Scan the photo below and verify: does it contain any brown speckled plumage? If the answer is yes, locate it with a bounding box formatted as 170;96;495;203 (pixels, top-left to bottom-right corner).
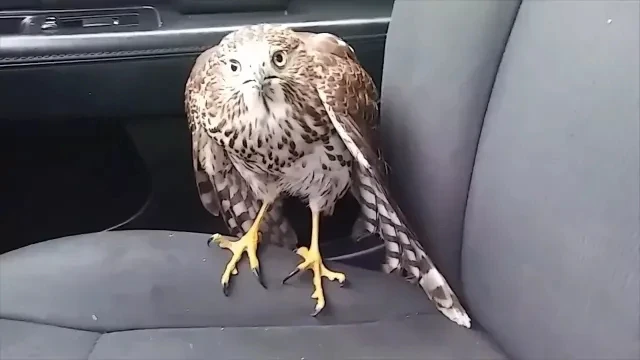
185;24;470;327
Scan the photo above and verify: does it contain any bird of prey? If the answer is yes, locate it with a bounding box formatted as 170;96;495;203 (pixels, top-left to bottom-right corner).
185;24;471;327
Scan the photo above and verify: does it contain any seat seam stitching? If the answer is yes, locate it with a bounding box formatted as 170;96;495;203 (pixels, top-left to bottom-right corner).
0;316;98;332
86;333;103;360
458;0;523;293
457;2;523;357
0;311;438;333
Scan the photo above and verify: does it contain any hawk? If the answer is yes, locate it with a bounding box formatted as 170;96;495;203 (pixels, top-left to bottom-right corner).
185;24;471;327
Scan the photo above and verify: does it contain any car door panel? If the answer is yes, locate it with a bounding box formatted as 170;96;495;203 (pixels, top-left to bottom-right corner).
0;2;390;119
0;0;392;268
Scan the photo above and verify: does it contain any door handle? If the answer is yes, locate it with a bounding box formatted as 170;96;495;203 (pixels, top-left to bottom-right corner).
40;13;140;32
5;7;161;35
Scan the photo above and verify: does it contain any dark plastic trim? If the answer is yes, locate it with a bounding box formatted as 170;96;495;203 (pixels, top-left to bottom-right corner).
0;2;390;120
176;0;290;14
0;1;391;66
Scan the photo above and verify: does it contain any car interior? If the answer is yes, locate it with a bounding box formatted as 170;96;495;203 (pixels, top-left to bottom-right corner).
1;0;638;359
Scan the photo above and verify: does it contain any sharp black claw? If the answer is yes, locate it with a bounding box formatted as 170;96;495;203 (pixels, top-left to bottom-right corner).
340;279;349;288
310;307;323;317
252;268;267;289
282;268;300;284
207;238;214;247
222;282;230;296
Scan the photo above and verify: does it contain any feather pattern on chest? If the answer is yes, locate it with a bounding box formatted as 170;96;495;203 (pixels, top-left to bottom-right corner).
200;69;353;214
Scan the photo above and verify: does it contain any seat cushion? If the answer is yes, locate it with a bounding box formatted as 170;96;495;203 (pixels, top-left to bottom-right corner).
461;1;640;359
0;230;506;359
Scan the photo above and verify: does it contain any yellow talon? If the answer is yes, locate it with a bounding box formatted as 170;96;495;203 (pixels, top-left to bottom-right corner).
208;202;270;295
282;210;346;316
209;230;263;295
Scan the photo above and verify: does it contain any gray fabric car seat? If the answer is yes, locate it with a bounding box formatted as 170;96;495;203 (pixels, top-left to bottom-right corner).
382;0;640;359
1;1;638;359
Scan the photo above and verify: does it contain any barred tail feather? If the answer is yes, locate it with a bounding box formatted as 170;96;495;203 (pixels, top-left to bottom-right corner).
257;200;298;250
316;87;470;327
193;131;298;249
356;170;471;328
200;165;297;249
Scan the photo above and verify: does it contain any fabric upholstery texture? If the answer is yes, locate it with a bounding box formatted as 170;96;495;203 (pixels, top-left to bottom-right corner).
0;231;505;359
462;1;640;359
383;0;639;359
2;0;639;359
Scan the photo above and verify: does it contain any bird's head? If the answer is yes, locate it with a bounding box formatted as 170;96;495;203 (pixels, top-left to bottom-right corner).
211;24;309;111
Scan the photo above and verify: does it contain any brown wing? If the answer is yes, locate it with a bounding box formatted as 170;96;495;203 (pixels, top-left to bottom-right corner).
299;32;386;239
185;47;298;249
297;32;384;173
300;32;471;327
186;47;224;218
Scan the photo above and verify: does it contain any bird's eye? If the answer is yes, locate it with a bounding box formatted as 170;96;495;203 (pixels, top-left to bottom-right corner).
229;59;241;73
271;50;287;68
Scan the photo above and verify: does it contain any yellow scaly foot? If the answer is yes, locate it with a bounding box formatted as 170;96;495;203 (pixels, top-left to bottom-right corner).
207;202;270;295
282;210;346;316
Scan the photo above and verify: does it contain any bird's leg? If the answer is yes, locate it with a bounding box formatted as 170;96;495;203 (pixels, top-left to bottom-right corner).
208;201;270;295
283;210;346;316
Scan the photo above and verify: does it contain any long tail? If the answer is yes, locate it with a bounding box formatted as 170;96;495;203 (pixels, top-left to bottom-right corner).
314;86;470;327
352;170;471;328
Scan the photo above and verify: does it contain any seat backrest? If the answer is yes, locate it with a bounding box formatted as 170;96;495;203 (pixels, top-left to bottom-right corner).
380;0;520;295
381;1;640;359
